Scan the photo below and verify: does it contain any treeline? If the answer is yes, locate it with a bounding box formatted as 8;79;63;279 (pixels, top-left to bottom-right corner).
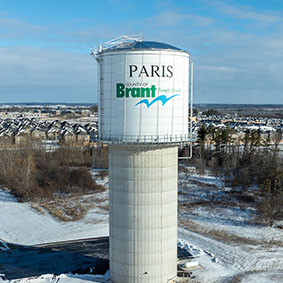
0;143;108;201
181;125;283;226
195;106;283;119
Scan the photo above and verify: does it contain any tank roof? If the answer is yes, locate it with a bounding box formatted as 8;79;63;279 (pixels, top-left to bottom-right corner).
99;40;189;54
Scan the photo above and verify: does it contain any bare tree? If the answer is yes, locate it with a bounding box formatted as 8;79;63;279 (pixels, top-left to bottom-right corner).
257;169;283;226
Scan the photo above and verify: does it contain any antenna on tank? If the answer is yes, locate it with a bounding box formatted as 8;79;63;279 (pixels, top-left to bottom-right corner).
138;31;144;40
89;46;97;56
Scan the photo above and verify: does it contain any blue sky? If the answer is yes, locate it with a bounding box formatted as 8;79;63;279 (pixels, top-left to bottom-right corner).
0;0;283;103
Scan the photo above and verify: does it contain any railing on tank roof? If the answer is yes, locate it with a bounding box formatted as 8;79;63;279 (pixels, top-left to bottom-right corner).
104;34;144;49
90;34;144;55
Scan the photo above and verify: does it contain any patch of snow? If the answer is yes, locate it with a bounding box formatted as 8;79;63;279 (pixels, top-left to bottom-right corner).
188;173;224;187
178;238;205;257
0;190;108;245
0;240;9;251
188;206;283;244
103;270;110;281
90;169;109;188
0;190;17;203
240;271;283;283
179;228;239;282
184;261;200;268
223;187;232;192
2;272;110;283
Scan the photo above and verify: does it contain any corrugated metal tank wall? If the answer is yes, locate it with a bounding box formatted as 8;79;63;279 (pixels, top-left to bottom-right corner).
109;145;178;283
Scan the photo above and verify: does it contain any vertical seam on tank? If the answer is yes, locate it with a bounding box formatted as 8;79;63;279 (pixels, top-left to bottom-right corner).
161;147;163;277
171;53;176;139
156;51;160;138
182;54;185;135
99;55;102;139
139;52;143;138
123;53;127;140
110;54;113;139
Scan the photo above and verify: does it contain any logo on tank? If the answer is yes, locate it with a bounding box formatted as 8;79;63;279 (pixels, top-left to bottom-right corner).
115;64;180;107
116;83;180;108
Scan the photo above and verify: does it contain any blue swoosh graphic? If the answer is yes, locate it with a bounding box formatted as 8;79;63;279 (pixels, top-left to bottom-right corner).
135;94;179;108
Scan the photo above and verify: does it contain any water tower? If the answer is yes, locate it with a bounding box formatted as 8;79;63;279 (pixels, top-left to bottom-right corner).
91;35;193;283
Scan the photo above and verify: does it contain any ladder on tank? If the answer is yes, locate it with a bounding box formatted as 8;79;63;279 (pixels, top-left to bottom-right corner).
179;59;195;160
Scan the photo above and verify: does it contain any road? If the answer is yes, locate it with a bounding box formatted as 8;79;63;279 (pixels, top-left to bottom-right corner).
0;237;192;280
0;237;109;280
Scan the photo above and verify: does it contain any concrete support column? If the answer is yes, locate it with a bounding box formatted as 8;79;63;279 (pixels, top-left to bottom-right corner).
109;145;178;283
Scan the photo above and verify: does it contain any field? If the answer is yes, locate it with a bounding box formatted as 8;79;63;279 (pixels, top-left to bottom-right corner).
178;166;283;282
0;168;283;282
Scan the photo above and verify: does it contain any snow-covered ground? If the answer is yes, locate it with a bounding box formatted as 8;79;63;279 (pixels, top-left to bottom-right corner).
0;188;109;245
178;167;283;282
89;170;109;188
1;168;283;282
0;273;109;283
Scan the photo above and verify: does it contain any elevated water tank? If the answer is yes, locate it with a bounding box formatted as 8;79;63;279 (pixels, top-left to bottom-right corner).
94;39;190;143
91;36;193;283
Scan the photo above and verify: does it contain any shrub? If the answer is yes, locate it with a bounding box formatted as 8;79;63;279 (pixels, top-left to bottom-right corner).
0;145;105;202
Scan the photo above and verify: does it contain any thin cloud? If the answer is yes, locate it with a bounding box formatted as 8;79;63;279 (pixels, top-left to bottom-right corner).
1;2;283;104
148;10;215;28
0;47;97;103
0;16;45;40
210;0;283;24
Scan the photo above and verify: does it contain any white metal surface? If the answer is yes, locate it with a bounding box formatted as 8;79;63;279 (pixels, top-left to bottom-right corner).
96;49;190;143
109;145;178;283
